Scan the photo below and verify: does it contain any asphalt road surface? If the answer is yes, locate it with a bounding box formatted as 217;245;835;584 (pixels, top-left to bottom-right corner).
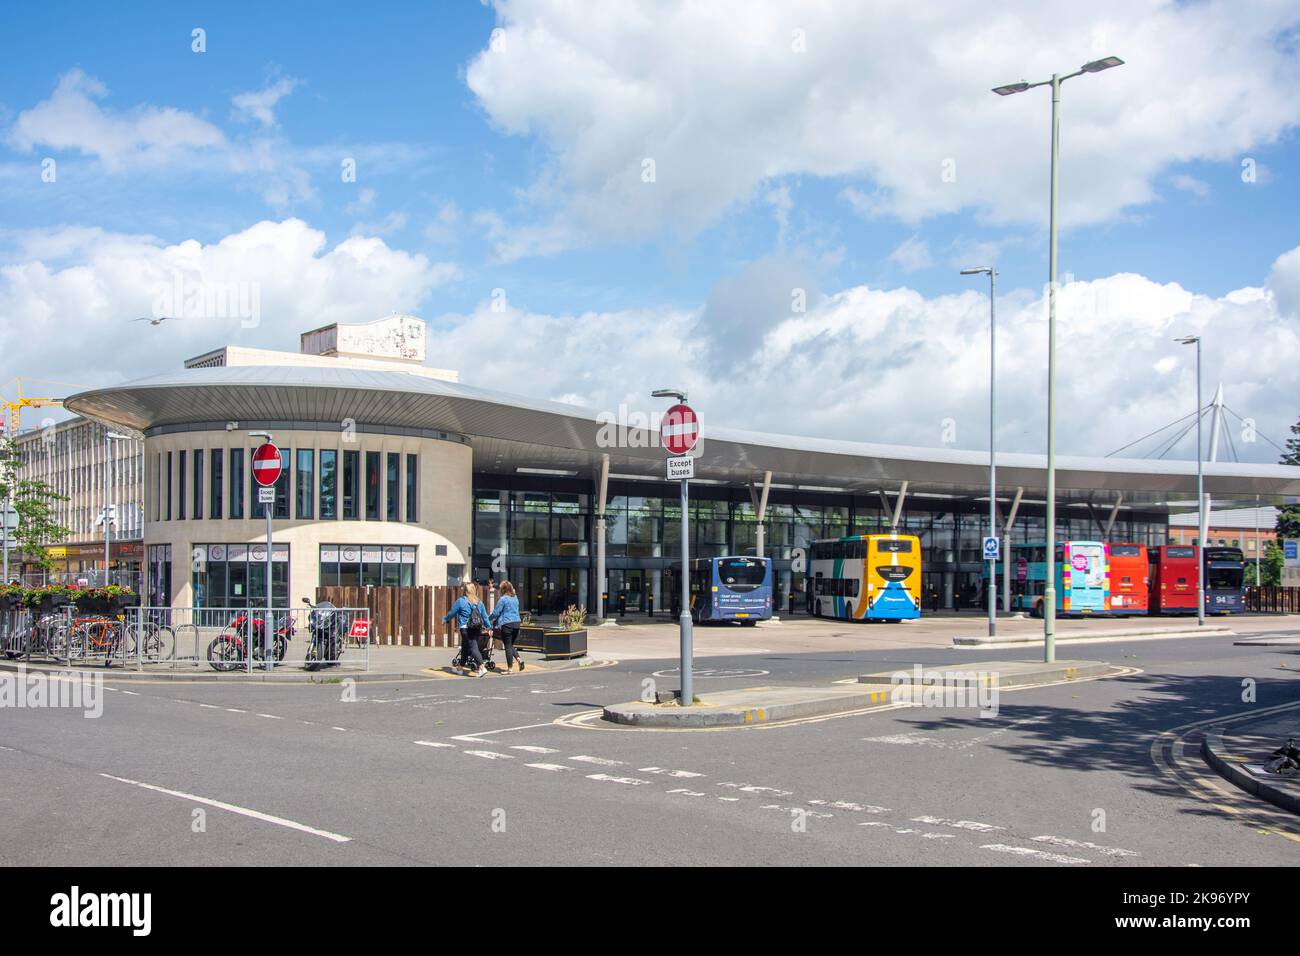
3;629;1298;866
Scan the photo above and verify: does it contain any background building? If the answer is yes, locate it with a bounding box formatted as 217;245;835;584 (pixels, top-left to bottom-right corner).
45;315;1300;613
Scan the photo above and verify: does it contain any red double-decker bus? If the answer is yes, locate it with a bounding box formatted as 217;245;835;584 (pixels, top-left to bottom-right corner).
1106;543;1149;614
1149;544;1199;614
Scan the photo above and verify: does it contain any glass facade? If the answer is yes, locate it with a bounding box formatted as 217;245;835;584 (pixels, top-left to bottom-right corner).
209;450;223;519
319;544;416;587
320;450;338;519
296;449;315;520
190;543;290;610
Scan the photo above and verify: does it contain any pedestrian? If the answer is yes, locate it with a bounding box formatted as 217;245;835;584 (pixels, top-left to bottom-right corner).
490;580;524;673
443;581;492;677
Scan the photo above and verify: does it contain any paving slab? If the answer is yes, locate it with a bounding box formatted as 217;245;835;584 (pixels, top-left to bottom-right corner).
860;659;1113;688
953;624;1233;647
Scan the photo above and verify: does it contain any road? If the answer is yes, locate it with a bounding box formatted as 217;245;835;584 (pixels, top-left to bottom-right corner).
3;626;1298;866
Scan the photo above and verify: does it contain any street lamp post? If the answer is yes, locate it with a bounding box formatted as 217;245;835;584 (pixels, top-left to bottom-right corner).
103;431;132;587
993;55;1124;662
1176;335;1206;627
961;266;998;637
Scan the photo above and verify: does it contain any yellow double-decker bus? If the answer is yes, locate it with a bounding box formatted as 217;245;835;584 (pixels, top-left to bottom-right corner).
807;533;922;621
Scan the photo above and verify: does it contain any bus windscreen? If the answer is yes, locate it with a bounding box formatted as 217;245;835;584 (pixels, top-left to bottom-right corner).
718;560;766;591
1166;546;1195;558
1109;544;1141;556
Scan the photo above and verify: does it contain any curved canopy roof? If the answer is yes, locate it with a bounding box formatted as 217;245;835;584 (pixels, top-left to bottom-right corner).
64;365;1300;510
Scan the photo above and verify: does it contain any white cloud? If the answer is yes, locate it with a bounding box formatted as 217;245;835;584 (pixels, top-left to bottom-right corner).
6;69;225;171
0;219;458;389
466;0;1300;258
232;77;299;127
1171;173;1211;198
887;236;932;273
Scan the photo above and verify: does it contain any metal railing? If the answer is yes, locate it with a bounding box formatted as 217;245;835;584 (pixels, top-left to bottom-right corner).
127;606;371;673
2;604;370;672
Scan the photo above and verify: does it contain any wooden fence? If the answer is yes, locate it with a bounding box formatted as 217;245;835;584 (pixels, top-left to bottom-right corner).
1245;586;1300;614
315;585;461;646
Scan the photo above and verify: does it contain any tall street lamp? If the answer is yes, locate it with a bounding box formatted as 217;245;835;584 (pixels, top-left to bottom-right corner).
961;266;998;637
103;430;132;587
1176;335;1206;627
993;55;1124;662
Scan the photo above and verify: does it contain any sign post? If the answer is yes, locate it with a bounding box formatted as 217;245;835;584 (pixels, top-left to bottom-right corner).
659;399;699;706
982;535;1000;632
1;505;17;584
252;438;282;671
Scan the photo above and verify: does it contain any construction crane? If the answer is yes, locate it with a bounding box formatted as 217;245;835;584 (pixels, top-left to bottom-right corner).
0;378;78;437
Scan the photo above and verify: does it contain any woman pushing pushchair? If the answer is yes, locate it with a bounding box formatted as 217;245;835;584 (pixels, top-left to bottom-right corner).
443;582;493;677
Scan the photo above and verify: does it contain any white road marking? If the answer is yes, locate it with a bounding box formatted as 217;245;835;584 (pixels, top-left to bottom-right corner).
199;704;219;709
862;732;945;747
525;763;572;772
809;800;890;813
510;745;559;754
414;740;455;748
256;713;282;720
1031;835;1139;858
638;766;704;777
570;755;625;766
858;822;954;838
463;750;514;760
99;773;350;843
450;721;555;741
586;773;650;786
120;690;140;696
225;708;246;714
760;804;833;818
667;789;705;796
980;843;1088;865
717;797;740;802
529;687;575;695
911;815;1005;833
331;727;347;732
719;783;792;796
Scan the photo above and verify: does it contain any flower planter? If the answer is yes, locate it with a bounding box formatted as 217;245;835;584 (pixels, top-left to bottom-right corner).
515;624;587;660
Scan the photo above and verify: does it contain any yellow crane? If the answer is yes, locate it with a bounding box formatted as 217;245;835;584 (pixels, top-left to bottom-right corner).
0;378;80;436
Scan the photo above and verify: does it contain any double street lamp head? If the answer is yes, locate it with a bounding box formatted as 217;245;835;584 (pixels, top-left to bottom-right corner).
1176;335;1200;346
651;388;687;403
960;267;994;276
992;55;1124;95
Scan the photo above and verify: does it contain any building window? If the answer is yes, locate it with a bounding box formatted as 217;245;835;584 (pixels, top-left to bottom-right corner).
386;453;400;521
365;451;381;520
254;462;291;520
166;452;173;521
193;449;204;520
296;449;315;520
177;450;186;520
191;543;290;612
147;544;172;607
319;544;415;588
320;450;337;519
405;454;418;522
342;450;359;519
210;449;223;519
230;448;244;519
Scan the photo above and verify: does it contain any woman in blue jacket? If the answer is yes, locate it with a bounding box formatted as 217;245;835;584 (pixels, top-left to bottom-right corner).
490;580;524;673
443;582;492;676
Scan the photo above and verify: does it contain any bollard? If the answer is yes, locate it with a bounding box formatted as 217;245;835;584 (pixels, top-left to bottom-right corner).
618;592;626;617
647;592;654;616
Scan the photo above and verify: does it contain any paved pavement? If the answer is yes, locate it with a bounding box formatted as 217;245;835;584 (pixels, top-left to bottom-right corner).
2;616;1298;866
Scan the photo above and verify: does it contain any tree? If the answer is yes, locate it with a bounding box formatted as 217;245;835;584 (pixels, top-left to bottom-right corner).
1245;541;1285;587
1275;414;1300;540
0;436;71;576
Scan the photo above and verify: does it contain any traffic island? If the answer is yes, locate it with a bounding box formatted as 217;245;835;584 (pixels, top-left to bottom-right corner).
602;659;1118;727
1202;718;1300;815
953;624;1233;647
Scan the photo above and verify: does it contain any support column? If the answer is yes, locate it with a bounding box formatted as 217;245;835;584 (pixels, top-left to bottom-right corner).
595;453;610;624
751;471;772;558
1002;486;1023;614
890;481;909;530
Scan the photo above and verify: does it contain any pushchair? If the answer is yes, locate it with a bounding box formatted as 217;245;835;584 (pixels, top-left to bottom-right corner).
451;628;497;673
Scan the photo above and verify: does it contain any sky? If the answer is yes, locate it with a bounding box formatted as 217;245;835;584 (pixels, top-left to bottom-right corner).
1;0;1299;463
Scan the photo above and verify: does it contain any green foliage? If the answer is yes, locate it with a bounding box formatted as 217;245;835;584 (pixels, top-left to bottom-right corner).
559;603;587;630
0;436;71;573
1277;415;1300;540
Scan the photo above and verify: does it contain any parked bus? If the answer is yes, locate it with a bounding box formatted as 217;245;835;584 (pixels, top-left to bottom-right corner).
1148;544;1198;614
669;556;772;625
808;533;922;622
1106;543;1150;615
1204;546;1246;614
1005;541;1108;617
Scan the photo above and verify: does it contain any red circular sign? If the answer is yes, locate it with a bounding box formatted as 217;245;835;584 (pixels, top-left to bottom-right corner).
660;403;700;456
252;442;282;487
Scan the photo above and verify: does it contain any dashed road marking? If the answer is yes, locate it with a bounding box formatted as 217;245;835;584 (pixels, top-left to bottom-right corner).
980;843;1088;864
638;766;704;778
586;773;649;786
809;800;890;813
1031;835;1139;858
858;822;954;839
719;783;792;796
667;789;705;796
911;815;1005;833
256;713;282;720
414;740;455;748
510;745;559;754
525;763;572;772
571;755;624;766
463;750;514;760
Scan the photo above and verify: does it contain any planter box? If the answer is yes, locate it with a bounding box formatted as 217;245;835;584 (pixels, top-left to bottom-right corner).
515;625;587;660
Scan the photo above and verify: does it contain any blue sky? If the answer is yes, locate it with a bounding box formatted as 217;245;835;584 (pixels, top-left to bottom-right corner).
2;1;1299;461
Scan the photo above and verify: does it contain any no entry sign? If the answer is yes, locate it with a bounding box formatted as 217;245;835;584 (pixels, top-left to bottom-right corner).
660;403;700;456
252;441;283;487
